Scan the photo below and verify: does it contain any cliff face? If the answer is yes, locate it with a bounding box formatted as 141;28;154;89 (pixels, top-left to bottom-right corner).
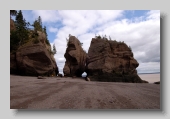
86;38;147;83
10;29;58;76
63;36;87;77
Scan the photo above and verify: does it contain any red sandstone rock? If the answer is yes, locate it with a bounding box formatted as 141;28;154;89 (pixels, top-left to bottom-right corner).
86;37;147;83
63;36;87;77
10;31;58;76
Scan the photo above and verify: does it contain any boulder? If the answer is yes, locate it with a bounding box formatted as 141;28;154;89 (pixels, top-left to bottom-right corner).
63;36;87;77
86;38;147;83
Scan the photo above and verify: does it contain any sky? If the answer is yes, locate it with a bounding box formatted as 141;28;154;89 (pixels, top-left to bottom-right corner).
12;10;160;74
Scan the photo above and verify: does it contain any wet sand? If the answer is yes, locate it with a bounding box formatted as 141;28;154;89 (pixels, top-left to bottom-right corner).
139;74;160;83
10;75;160;109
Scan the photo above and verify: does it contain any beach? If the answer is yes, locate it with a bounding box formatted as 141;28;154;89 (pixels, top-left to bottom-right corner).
139;73;160;83
10;75;160;109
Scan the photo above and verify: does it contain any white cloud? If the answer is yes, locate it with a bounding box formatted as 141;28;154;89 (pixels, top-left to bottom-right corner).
32;10;60;23
146;10;160;20
29;10;160;74
137;62;160;73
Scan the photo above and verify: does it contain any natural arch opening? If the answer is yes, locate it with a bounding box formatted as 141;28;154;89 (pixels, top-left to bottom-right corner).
82;72;87;77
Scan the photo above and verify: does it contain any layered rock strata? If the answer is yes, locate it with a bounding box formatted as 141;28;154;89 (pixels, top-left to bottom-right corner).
63;36;86;77
10;31;58;76
86;38;147;83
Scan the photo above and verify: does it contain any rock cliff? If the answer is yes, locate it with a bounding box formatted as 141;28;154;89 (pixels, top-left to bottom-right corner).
63;36;86;77
86;37;147;83
10;30;58;76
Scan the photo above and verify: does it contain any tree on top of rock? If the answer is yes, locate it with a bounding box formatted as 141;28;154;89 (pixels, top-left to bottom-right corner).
10;10;17;17
10;10;29;51
43;26;48;37
43;26;50;46
15;10;29;45
69;34;72;38
33;16;43;32
38;16;42;28
53;43;57;54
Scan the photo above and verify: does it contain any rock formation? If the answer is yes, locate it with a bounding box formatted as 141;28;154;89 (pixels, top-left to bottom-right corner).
10;30;58;76
10;13;59;77
10;18;15;32
63;36;87;77
86;37;148;83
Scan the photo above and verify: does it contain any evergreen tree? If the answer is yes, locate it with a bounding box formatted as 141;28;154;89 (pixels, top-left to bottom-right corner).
10;10;17;16
15;10;29;46
33;16;43;31
38;16;42;28
53;43;57;54
33;20;39;31
10;30;20;52
43;26;47;36
10;10;29;51
69;34;72;38
43;26;50;45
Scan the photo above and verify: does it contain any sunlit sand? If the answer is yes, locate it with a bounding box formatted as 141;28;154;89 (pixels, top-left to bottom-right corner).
139;73;160;83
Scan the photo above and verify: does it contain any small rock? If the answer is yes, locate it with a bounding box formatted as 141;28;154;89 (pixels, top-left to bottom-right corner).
154;81;160;84
85;77;90;81
37;76;46;79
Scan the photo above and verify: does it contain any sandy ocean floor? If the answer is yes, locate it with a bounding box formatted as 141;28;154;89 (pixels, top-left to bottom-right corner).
138;74;160;83
10;75;160;109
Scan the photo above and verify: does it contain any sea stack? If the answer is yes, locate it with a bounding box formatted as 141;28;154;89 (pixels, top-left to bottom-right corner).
63;35;87;77
10;30;58;76
86;36;147;83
